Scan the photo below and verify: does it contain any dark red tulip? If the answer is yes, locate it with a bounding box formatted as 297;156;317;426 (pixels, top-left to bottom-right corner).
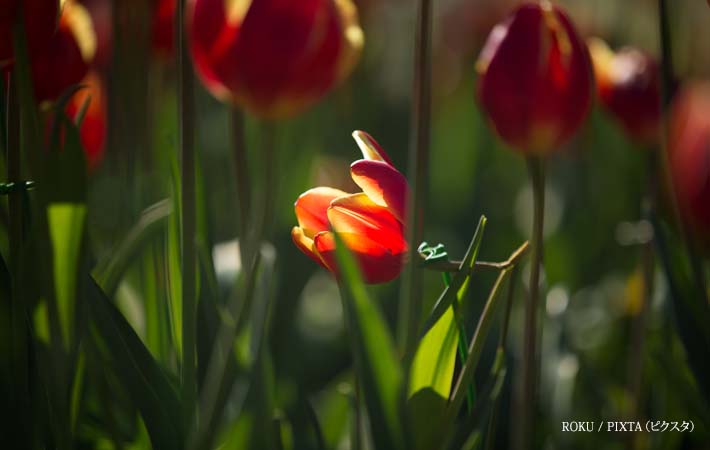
152;0;175;56
667;82;710;242
28;1;98;103
589;38;660;144
476;1;593;154
292;132;408;284
188;0;363;118
66;71;106;170
0;0;59;66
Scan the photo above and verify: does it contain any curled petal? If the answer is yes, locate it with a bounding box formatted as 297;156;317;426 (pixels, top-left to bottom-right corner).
327;193;406;254
314;230;405;284
350;159;407;222
352;130;394;165
294;186;350;237
291;226;329;269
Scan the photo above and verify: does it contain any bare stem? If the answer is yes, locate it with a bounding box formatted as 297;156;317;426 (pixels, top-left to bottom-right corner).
177;0;197;427
521;156;545;450
399;0;433;362
230;108;250;240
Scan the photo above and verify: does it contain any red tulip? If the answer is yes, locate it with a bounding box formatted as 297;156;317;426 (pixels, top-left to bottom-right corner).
0;0;59;66
66;70;106;170
588;38;660;144
667;82;710;242
31;0;96;102
152;0;175;57
188;0;364;118
292;131;408;284
476;1;592;154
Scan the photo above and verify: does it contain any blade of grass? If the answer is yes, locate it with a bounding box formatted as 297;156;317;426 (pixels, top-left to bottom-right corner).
334;232;405;450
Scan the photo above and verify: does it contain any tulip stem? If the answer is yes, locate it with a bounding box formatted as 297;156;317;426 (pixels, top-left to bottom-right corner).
230;107;251;242
400;0;433;363
177;0;198;430
521;156;545;450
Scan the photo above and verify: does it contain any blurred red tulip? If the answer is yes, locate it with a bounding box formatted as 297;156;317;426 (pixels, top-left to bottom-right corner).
589;38;660;144
0;0;59;66
188;0;363;119
476;1;592;154
292;131;408;284
31;0;96;102
667;82;710;242
66;71;106;170
152;0;175;56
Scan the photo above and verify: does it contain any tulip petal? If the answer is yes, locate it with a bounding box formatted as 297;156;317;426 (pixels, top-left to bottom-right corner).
294;186;350;237
314;230;405;284
352;130;394;166
350;160;407;222
292;226;329;269
327;193;406;253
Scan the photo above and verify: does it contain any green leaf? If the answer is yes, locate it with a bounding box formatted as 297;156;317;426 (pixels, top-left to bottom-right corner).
653;217;710;399
48;203;86;349
167;157;183;359
408;218;487;450
419;216;487;338
86;276;183;450
93;199;172;298
333;232;405;450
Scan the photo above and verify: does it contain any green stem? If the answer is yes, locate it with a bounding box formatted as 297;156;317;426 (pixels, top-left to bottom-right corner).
399;0;433;362
230;107;250;242
177;0;197;427
521;156;545;450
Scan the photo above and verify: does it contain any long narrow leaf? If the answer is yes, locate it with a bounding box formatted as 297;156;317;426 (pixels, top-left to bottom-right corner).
334;233;405;450
86;276;183;450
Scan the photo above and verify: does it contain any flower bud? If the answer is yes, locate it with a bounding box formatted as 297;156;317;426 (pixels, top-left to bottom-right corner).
589;38;660;144
188;0;364;119
476;1;592;154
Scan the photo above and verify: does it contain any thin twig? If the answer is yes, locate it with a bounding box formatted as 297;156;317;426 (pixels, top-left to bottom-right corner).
422;241;530;273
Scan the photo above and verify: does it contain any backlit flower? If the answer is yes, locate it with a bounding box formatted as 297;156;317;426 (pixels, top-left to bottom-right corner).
292;131;408;284
589;38;660;144
188;0;364;119
476;1;592;154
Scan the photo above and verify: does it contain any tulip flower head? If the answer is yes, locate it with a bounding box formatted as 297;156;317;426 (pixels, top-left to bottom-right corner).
589;38;660;144
667;82;710;245
476;1;592;154
188;0;364;119
66;70;107;170
31;0;96;103
292;132;408;284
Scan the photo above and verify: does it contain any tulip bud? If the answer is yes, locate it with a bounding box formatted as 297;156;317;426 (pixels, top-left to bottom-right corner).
476;1;592;154
152;0;176;57
588;38;660;144
667;82;710;244
188;0;364;119
66;71;106;170
0;0;59;66
31;1;96;103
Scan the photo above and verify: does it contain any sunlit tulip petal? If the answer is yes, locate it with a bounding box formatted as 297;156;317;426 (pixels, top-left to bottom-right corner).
352;129;394;165
314;230;405;284
292;226;329;269
327;193;406;253
350;160;407;222
294;186;350;237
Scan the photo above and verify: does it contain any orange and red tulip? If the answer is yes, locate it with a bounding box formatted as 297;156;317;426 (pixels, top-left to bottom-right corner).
292;131;408;284
0;0;59;66
589;38;660;144
31;1;96;103
667;82;710;244
476;1;592;154
188;0;364;119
